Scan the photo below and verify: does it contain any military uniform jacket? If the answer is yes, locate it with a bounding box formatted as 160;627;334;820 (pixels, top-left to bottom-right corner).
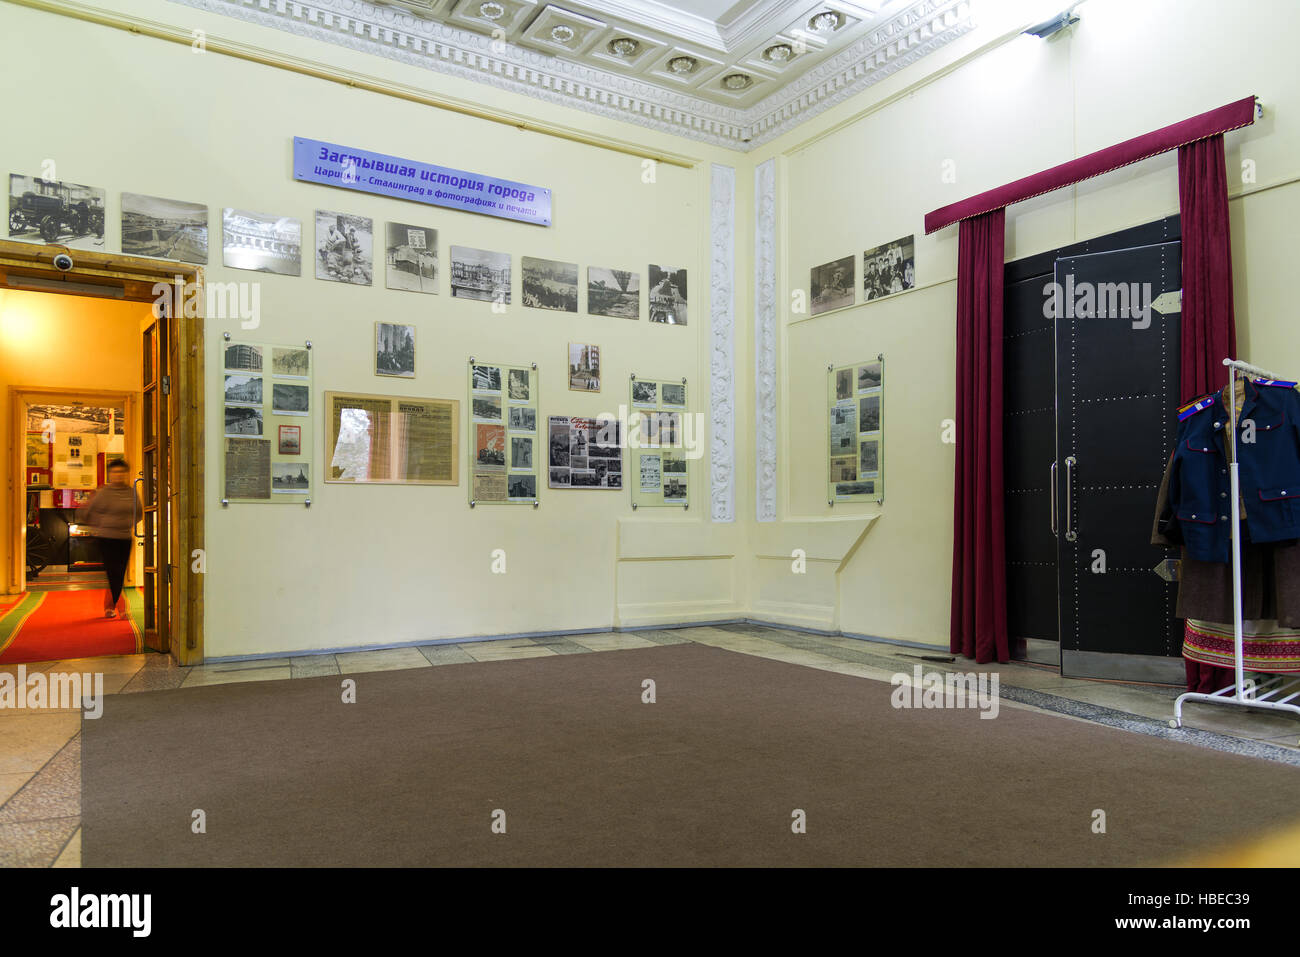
1159;379;1300;563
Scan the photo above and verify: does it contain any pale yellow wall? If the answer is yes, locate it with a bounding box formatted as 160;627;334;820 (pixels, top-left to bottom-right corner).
0;0;752;657
758;0;1300;647
0;288;148;587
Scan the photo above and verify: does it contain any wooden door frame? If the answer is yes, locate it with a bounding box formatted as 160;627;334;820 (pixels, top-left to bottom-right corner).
0;240;206;664
9;386;140;587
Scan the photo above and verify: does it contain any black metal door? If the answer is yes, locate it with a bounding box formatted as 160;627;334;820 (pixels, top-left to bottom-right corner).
1054;242;1183;681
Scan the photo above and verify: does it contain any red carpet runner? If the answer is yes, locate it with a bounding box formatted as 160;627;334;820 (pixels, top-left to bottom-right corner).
0;590;140;664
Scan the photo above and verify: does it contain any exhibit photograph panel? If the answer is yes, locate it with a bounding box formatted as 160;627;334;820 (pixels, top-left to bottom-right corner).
827;357;884;504
222;339;314;503
468;359;539;504
628;375;688;508
324;391;459;486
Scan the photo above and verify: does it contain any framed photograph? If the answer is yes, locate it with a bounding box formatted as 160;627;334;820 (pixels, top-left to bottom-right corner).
588;267;639;319
811;255;854;316
631;381;657;407
661;383;686;408
547;415;621;489
375;322;415;378
272;462;310;494
225;405;263;436
315;210;373;285
568;343;600;392
450;246;511;303
121;192;208;263
278;425;302;456
8;175;105;250
472;394;502;422
272;347;310;379
325;392;458;486
863;235;916;301
647;264;687;325
508;406;536;432
508;368;530;402
225;374;262;406
522;256;578;312
224;343;262;373
385;222;437;294
472;364;501;392
222;208;301;275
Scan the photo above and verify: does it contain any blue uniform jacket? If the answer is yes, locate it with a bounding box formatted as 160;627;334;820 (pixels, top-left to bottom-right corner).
1164;379;1300;562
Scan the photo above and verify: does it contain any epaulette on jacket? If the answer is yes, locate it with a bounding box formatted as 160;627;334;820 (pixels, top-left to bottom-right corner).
1177;394;1216;421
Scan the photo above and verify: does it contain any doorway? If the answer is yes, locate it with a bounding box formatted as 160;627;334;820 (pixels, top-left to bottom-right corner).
1003;216;1184;683
1;240;205;664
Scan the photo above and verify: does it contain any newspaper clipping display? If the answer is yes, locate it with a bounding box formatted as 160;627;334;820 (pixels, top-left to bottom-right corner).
548;415;622;489
827;358;883;502
469;360;539;504
629;376;688;508
222;340;313;502
324;392;458;485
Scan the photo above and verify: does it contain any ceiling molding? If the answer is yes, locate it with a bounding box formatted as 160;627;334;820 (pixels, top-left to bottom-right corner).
167;0;974;150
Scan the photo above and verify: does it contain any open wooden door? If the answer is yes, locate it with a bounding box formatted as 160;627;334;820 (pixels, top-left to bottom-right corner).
139;306;170;652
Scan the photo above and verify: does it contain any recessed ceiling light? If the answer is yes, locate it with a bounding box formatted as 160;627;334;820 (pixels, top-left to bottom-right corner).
763;43;794;62
809;10;842;32
608;37;640;57
722;73;752;91
550;25;575;43
478;2;505;21
668;55;697;74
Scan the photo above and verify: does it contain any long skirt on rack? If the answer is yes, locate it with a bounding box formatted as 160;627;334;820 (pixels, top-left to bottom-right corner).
1183;618;1300;692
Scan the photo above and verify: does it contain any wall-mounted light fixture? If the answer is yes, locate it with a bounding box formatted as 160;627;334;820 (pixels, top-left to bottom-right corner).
1024;5;1080;39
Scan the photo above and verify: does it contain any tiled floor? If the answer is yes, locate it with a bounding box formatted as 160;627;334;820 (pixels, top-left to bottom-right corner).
3;622;1298;867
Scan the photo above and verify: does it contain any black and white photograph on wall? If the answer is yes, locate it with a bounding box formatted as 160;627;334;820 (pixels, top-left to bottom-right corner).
26;404;124;435
508;368;530;401
121;192;208;263
835;368;852;400
661;383;686;408
225;373;262;406
863;235;915;301
509;407;536;432
811;255;854;316
859;439;879;474
857;361;882;391
632;381;657;407
315;210;373;285
568;343;600;391
222;208;301;275
836;479;875;497
507;473;537;502
272;462;310;493
647;264;688;325
224;343;262;372
8;175;105;249
664;476;687;501
549;467;570;487
385;222;437;294
860;393;881;432
375;322;415;378
549;420;570;469
547;415;621;489
472;395;502;421
225;405;263;436
588;267;640;319
663;452;686;474
522;256;578;312
831;455;856;482
451;246;511;303
272;347;310;378
272;383;310;416
472;364;502;392
510;436;534;471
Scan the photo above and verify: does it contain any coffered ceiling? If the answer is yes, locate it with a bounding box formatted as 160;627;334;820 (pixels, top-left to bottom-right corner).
172;0;976;149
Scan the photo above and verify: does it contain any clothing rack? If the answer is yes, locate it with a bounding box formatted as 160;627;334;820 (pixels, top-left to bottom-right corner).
1172;358;1300;733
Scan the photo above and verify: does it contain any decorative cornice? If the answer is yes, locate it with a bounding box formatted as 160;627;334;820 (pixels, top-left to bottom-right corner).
754;158;777;522
709;163;736;524
167;0;974;150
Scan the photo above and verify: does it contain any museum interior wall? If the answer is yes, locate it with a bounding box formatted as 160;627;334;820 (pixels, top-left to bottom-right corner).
0;289;148;586
753;0;1300;648
3;0;1298;658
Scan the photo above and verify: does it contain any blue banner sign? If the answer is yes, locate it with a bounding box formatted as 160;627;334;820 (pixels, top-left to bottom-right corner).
293;136;552;227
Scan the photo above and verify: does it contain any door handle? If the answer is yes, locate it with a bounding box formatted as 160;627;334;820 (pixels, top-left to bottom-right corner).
133;474;145;543
1064;455;1077;542
1050;461;1058;536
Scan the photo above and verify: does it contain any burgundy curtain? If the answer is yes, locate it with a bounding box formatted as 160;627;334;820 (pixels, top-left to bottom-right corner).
1178;133;1239;693
1178;133;1238;404
950;208;1009;664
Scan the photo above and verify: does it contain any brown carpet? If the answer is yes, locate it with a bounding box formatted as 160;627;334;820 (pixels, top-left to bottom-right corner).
82;643;1300;866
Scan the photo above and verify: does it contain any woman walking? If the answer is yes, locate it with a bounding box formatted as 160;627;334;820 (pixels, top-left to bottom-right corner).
79;459;141;619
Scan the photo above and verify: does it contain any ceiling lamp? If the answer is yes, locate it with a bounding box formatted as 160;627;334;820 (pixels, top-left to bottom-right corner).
763;43;794;62
808;10;842;32
478;2;505;21
722;73;752;91
668;55;698;75
608;37;640;57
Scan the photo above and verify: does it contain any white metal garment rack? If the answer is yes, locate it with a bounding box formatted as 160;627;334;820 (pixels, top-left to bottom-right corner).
1172;357;1300;733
